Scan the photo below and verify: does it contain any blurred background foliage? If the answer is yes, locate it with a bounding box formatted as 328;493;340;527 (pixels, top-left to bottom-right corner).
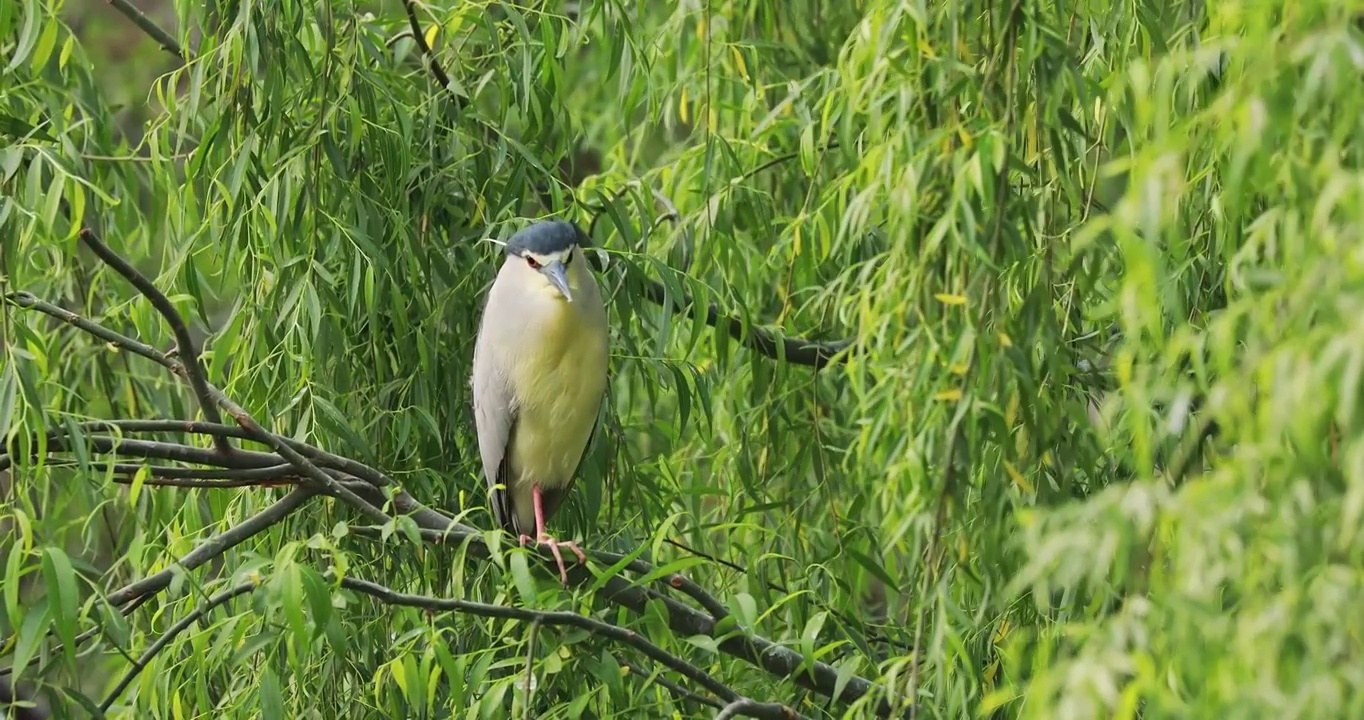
4;0;1364;717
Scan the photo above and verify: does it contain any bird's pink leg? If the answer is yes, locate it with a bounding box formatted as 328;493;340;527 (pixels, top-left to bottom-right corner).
515;484;586;583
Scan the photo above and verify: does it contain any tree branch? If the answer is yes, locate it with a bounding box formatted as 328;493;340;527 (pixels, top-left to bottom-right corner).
619;656;724;711
340;576;806;720
587;186;854;369
5;412;908;715
78;228;229;453
5;240;909;717
99;581;257;711
638;276;853;369
107;487;314;607
102;0;188;61
716;698;801;720
6;287;393;524
400;0;458;103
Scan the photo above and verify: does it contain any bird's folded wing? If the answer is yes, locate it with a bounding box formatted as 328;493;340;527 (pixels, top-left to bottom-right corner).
473;364;520;534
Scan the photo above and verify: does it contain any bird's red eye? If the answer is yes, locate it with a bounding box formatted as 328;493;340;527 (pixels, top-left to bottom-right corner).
525;255;541;269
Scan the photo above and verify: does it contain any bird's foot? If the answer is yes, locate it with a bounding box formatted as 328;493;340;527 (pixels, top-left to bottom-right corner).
518;533;587;584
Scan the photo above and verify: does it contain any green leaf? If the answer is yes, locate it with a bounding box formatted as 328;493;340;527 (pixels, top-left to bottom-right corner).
29;16;57;73
509;550;537;605
6;0;38;72
729;592;758;632
41;547;79;668
260;665;285;719
11;596;50;685
0;114;54;142
846;547;899;588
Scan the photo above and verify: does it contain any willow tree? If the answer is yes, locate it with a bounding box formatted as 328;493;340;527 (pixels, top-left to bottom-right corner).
4;0;1363;718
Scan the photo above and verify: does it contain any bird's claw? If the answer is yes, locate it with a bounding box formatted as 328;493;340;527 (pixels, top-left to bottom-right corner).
518;533;586;583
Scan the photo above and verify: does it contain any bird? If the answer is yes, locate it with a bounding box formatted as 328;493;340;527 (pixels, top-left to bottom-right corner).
471;219;610;583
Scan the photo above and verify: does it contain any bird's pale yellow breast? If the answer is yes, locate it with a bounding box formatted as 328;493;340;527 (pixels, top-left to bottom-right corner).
505;262;609;491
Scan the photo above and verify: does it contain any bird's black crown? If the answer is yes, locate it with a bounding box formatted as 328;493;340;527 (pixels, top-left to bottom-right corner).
503;220;588;257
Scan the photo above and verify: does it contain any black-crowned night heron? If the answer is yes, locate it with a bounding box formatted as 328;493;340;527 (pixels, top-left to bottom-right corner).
471;219;609;583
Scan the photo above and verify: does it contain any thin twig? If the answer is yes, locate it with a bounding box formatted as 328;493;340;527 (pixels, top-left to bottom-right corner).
99;582;257;712
78;228;231;454
663;538;911;653
7;292;188;382
619;656;724;710
211;390;393;524
341;576;749;706
522;619;540;719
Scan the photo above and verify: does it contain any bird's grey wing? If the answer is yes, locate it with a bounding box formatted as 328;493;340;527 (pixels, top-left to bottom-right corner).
473;363;520;535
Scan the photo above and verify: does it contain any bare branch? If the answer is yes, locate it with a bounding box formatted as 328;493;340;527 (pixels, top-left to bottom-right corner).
67;419;400;489
6;292;186;378
211;391;393;524
103;0;188;61
401;0;459;104
99;582;257;712
66;460;299;487
78;228;230;453
3;434;276;473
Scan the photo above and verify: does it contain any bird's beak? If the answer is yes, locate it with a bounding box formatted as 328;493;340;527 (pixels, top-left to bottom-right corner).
542;260;573;302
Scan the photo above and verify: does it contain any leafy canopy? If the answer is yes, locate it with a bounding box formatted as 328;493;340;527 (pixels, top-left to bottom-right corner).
3;0;1364;718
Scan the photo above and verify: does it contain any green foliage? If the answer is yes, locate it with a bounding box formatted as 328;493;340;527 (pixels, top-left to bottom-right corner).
4;0;1364;718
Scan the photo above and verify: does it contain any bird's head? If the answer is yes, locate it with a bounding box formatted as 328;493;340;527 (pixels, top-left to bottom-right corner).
503;220;590;303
